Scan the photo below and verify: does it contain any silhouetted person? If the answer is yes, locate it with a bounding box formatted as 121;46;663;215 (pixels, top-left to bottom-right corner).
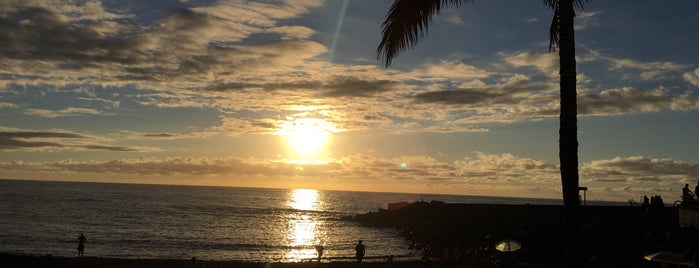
684;184;694;205
315;245;324;262
656;195;664;207
694;182;699;200
355;240;365;264
76;233;87;256
643;195;650;208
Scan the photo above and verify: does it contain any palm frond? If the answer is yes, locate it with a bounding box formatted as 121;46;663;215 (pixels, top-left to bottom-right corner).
544;0;587;51
377;0;471;67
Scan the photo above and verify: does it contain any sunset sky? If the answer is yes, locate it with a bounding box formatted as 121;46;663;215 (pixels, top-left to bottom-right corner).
1;0;699;201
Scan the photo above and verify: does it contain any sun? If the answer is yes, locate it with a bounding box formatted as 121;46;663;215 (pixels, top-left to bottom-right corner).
277;118;335;159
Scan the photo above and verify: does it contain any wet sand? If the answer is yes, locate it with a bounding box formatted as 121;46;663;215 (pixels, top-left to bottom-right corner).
0;254;426;268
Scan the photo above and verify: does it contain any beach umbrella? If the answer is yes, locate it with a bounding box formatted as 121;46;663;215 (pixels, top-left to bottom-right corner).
495;239;522;252
643;251;690;264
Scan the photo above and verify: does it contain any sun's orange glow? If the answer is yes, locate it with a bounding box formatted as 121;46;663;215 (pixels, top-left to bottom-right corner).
277;118;336;161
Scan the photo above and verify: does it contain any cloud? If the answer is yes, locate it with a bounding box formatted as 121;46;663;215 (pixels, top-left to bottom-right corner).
400;60;493;82
504;52;558;77
421;125;489;133
0;1;328;93
413;74;539;105
578;87;699;115
0;0;127;20
0;131;85;149
319;77;399;97
452;152;558;182
0;152;561;191
0;131;143;151
214;117;279;136
584;156;699;177
116;130;213;140
140;133;179;139
265;26;316;40
0;157;299;177
407;73;699;124
24;107;104;118
684;68;699;88
206;75;398;98
1;152;696;201
0;7;146;65
1;1;696;140
79;145;138;152
581;49;691;80
0;102;19;109
574;11;601;30
443;10;462;25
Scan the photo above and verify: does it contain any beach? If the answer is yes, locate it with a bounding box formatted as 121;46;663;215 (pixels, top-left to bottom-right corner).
1;202;685;268
0;254;430;268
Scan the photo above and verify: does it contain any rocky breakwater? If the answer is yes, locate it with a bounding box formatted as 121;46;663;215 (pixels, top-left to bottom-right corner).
343;200;680;267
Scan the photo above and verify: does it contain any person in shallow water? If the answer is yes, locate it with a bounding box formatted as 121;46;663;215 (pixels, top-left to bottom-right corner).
314;245;324;262
355;240;365;264
77;233;87;256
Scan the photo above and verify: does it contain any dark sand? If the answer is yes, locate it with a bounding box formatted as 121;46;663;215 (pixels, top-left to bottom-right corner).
1;203;688;268
0;254;426;268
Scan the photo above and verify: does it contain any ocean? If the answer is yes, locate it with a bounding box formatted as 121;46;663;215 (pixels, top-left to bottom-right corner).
0;179;580;262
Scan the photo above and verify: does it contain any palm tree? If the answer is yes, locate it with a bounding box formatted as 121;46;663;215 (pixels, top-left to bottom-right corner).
377;0;584;267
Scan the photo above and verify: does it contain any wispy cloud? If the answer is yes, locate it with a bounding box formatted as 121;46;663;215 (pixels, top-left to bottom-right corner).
443;10;462;25
0;130;143;151
582;156;699;184
24;107;104;118
503;52;559;77
213;117;279;136
684;68;699;88
0;102;19;109
578;87;699;115
581;49;691;80
574;11;602;30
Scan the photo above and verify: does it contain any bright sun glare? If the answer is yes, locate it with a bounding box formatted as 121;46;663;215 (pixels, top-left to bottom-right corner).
289;188;319;211
277;118;335;160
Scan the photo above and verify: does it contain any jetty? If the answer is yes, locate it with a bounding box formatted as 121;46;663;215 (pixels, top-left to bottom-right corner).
344;200;682;267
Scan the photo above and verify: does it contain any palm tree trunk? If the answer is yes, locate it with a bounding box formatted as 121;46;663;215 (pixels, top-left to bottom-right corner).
557;0;582;267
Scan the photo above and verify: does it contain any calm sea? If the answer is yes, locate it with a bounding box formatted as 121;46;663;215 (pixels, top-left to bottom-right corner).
0;179;591;262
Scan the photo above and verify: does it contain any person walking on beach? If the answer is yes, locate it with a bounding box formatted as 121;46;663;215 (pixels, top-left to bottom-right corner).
355;240;365;264
76;233;87;256
315;245;324;262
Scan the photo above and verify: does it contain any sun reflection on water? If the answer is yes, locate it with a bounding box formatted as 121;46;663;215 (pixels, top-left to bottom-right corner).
284;189;325;261
289;189;319;211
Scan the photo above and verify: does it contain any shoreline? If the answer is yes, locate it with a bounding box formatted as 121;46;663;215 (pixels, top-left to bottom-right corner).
0;253;432;268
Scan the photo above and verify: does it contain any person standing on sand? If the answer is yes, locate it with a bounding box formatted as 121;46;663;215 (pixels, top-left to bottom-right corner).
315;244;324;262
77;233;87;256
355;240;365;264
683;184;694;205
